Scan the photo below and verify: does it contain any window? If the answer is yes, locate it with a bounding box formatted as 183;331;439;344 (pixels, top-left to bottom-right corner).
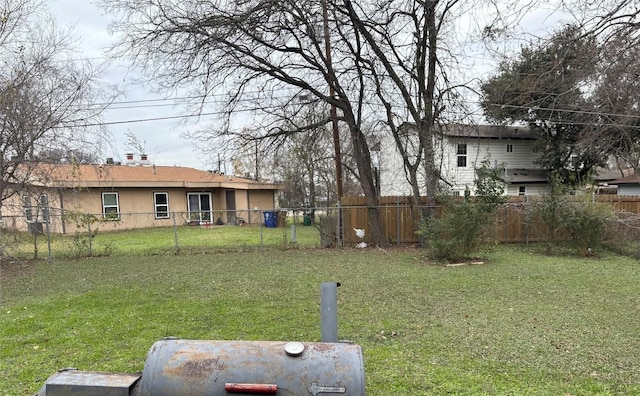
102;192;120;220
40;194;49;223
154;192;170;219
507;144;513;153
570;154;579;168
23;196;33;222
187;193;212;223
457;143;467;167
518;186;526;196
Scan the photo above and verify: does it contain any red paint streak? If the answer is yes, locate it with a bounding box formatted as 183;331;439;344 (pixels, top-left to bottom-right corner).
224;383;278;394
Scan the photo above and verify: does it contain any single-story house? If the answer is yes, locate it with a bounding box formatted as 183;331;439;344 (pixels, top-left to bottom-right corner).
1;163;283;234
500;168;550;196
610;173;640;195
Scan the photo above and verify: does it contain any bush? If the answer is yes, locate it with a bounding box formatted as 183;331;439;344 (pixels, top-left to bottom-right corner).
525;172;570;247
422;199;493;261
564;201;615;256
602;212;640;257
421;160;505;262
527;174;616;256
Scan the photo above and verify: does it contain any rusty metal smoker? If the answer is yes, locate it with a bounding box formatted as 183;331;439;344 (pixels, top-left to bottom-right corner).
35;282;365;395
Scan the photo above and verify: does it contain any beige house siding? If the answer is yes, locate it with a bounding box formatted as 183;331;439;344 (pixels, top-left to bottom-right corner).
248;190;278;224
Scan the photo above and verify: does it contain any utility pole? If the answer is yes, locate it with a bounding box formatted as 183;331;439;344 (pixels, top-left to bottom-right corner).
255;140;259;181
322;0;343;203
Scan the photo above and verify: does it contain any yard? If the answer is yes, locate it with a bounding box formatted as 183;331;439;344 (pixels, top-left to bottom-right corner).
0;222;323;259
1;246;639;395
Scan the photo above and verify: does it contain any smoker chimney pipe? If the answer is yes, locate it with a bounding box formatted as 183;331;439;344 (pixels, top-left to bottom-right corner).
320;282;340;342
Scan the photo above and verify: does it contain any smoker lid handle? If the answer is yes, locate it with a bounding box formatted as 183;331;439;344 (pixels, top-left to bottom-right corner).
224;383;278;394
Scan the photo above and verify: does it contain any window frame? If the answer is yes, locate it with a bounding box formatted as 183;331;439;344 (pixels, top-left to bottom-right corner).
102;192;120;221
507;144;513;153
457;143;467;167
154;192;170;219
40;194;49;223
518;186;526;196
23;195;33;222
187;192;213;223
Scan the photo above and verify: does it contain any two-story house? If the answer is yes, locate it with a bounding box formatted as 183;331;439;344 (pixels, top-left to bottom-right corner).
375;124;546;196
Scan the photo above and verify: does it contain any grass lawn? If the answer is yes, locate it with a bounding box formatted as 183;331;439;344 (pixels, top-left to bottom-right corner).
2;223;322;259
1;245;639;395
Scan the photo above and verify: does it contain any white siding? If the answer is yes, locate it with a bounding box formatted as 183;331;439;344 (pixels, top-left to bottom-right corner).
377;130;543;196
439;137;541;194
617;185;640;195
376;133;424;196
506;184;550;196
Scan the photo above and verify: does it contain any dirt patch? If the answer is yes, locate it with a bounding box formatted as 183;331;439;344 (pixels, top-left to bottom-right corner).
0;258;38;282
445;261;486;267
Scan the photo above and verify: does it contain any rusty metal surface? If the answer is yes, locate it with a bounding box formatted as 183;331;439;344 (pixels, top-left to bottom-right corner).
36;370;140;396
138;339;365;395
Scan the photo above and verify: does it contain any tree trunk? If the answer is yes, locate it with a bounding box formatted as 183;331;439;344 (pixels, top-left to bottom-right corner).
347;123;384;247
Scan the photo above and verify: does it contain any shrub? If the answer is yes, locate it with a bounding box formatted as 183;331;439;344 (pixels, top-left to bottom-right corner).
421;160;505;262
564;200;615;256
422;199;492;261
526;172;616;256
602;212;640;257
525;171;570;248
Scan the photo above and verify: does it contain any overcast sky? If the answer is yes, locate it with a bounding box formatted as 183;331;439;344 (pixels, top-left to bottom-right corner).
48;0;214;170
46;1;570;171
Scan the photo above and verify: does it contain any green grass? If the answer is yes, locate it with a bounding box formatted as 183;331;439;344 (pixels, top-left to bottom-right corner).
1;246;640;395
1;224;321;259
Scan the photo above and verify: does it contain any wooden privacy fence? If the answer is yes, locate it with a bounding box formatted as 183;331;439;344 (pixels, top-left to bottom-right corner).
340;195;640;245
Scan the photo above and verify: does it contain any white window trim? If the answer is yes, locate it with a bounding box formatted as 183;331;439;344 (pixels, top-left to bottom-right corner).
154;192;170;219
102;192;120;220
457;143;467;168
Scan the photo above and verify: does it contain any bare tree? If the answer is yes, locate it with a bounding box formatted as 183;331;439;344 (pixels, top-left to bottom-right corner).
101;0;376;244
340;0;479;215
564;0;639;45
582;35;640;173
267;99;363;208
37;148;100;164
103;0;485;245
0;0;114;208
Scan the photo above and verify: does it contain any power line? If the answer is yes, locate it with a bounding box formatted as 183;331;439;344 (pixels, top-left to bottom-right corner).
60;104;282;128
488;103;640;120
64;93;640;128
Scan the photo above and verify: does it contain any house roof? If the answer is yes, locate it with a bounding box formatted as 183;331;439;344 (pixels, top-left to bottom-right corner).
29;164;283;190
502;168;630;185
500;168;549;184
609;173;640;185
442;124;535;140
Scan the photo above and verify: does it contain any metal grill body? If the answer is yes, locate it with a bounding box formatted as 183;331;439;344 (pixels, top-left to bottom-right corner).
137;339;364;395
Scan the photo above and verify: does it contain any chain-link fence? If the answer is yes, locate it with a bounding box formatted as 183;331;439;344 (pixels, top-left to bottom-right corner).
0;209;336;261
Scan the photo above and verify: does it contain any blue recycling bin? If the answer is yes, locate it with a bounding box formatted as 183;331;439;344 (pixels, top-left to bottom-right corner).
263;211;277;228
